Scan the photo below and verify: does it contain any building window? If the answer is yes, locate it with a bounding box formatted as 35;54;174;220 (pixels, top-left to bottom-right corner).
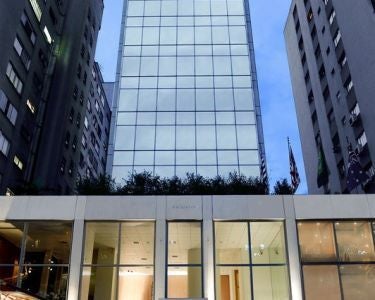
21;12;36;44
0;221;72;298
43;26;53;44
328;9;336;25
14;37;31;70
6;63;23;94
298;221;375;299
13;155;24;170
333;30;341;47
167;221;203;298
338;52;347;68
28;0;42;22
80;222;155;299
6;102;18;126
344;77;354;93
0;130;10;157
0;89;8;112
215;221;290;299
26;99;36;114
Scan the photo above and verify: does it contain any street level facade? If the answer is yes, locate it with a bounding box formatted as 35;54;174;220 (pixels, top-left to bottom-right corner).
1;195;375;299
107;0;266;181
285;0;375;194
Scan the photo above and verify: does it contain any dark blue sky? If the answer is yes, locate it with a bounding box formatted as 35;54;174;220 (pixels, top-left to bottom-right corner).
95;0;308;193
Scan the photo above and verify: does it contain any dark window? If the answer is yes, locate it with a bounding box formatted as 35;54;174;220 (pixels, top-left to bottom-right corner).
77;64;82;78
20;12;36;45
49;8;57;25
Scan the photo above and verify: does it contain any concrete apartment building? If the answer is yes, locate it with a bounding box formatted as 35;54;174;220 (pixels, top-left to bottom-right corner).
1;194;375;299
0;0;110;195
285;0;375;194
107;0;266;181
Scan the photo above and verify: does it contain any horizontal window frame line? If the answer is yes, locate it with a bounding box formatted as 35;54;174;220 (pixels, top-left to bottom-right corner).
301;261;375;266
82;264;155;268
167;264;202;267
216;263;288;267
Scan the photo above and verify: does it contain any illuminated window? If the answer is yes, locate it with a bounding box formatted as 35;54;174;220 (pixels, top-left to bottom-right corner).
13;155;24;170
43;26;53;44
29;0;42;22
298;221;375;300
26;99;36;114
215;222;290;300
81;222;155;300
167;222;203;298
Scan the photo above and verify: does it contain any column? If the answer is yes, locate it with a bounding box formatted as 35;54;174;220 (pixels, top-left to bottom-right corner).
283;196;303;300
203;196;214;300
154;196;167;299
67;196;86;300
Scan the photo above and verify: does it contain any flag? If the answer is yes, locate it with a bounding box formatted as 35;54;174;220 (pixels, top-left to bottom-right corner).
317;144;330;188
260;154;268;185
289;141;300;193
346;145;369;191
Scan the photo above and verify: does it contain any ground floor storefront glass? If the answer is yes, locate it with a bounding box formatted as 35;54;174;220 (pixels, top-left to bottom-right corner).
298;221;375;300
0;221;72;299
214;222;290;300
80;222;155;300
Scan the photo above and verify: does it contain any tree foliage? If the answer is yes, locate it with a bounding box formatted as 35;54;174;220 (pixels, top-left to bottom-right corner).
273;179;294;195
77;171;269;196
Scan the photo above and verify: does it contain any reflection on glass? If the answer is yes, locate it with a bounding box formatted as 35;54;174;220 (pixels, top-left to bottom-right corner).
335;221;375;262
215;267;251;300
0;266;19;288
215;222;249;264
252;266;289;300
118;266;154;300
21;266;69;299
340;265;375;300
120;222;155;265
168;222;201;265
0;222;23;264
83;223;119;265
303;265;341;300
298;222;337;262
167;266;202;298
251;222;286;264
80;267;117;300
25;222;72;265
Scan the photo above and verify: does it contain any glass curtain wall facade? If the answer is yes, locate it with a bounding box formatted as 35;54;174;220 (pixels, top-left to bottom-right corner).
298;221;375;300
110;0;264;180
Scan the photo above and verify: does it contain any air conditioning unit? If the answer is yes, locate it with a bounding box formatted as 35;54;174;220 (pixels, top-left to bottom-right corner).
349;114;359;126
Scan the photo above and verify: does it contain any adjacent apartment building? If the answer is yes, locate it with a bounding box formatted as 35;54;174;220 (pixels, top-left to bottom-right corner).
107;0;266;182
285;0;375;194
0;0;111;195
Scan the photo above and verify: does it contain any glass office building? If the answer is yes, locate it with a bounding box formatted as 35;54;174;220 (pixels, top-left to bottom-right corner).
108;0;265;181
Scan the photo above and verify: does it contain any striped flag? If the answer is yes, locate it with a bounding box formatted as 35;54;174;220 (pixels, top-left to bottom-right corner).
260;154;268;185
288;139;300;193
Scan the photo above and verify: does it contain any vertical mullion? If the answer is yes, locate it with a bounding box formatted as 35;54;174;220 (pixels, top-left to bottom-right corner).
248;221;254;300
165;221;169;298
333;221;345;300
200;220;204;297
17;222;28;288
115;222;122;300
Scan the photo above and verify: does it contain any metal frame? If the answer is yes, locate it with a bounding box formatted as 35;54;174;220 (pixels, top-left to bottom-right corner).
78;220;156;300
213;220;291;300
297;219;375;300
165;220;204;299
0;220;73;298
